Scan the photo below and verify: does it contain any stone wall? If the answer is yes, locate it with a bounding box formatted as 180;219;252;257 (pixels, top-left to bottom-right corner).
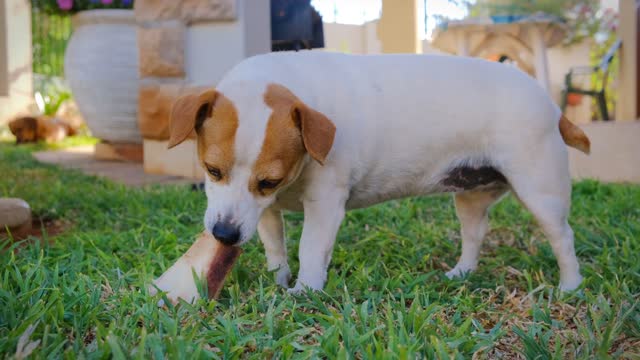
134;0;238;143
134;0;270;178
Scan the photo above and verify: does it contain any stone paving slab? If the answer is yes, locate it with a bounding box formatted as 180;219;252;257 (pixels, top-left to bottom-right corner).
33;146;200;187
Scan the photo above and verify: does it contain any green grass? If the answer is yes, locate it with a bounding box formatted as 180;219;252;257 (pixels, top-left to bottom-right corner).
0;141;639;359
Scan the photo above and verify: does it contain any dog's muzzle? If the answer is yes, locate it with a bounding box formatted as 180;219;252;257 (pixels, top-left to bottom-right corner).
211;221;241;245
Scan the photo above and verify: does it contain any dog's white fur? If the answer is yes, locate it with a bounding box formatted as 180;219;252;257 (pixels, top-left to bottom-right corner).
153;52;584;301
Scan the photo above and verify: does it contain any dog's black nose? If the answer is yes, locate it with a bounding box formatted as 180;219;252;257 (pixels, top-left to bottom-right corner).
212;221;241;245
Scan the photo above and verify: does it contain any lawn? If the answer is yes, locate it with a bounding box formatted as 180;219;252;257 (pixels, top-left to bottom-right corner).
0;141;639;359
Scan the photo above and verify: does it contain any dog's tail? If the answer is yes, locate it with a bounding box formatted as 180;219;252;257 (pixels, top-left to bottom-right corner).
559;115;590;154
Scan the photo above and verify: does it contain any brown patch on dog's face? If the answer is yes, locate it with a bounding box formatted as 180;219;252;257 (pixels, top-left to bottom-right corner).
251;83;335;196
251;88;306;196
196;93;239;184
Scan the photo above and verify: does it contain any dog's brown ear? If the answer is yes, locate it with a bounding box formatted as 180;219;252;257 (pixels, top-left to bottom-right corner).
168;89;218;149
292;102;336;165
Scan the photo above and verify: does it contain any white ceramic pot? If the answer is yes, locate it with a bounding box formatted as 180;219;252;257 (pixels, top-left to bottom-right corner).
64;9;141;143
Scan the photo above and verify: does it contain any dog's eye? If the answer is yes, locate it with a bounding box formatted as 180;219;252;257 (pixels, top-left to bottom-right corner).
206;166;222;180
258;178;281;191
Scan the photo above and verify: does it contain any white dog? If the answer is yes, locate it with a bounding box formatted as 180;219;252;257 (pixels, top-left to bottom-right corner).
152;52;590;302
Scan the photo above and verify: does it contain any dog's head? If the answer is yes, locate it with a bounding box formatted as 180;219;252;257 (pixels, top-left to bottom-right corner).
8;116;73;144
168;83;335;246
8;116;39;144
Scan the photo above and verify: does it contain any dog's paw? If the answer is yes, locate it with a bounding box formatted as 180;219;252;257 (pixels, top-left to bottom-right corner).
559;273;583;292
287;282;310;295
287;280;324;295
445;265;475;279
275;266;292;288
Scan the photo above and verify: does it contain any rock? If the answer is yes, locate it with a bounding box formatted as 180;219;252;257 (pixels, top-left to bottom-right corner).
0;198;32;238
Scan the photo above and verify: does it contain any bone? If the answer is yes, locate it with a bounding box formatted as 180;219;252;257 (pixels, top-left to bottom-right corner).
149;231;241;304
206;239;242;299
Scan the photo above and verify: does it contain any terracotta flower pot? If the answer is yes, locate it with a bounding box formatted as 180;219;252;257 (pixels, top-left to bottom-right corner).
567;93;583;107
64;9;141;143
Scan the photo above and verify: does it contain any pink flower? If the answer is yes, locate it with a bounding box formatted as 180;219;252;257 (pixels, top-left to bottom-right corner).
57;0;73;10
101;0;113;4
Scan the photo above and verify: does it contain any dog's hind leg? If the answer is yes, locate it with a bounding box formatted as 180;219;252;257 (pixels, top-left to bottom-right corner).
258;207;291;287
512;187;582;290
447;188;508;279
507;141;583;291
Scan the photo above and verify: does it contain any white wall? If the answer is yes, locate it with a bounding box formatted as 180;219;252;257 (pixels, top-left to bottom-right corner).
322;23;365;53
322;21;381;54
363;21;382;54
0;0;33;124
185;0;270;86
422;40;446;55
187;21;245;86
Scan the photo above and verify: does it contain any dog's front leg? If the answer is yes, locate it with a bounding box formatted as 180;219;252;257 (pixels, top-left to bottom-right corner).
289;189;347;293
258;207;291;287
